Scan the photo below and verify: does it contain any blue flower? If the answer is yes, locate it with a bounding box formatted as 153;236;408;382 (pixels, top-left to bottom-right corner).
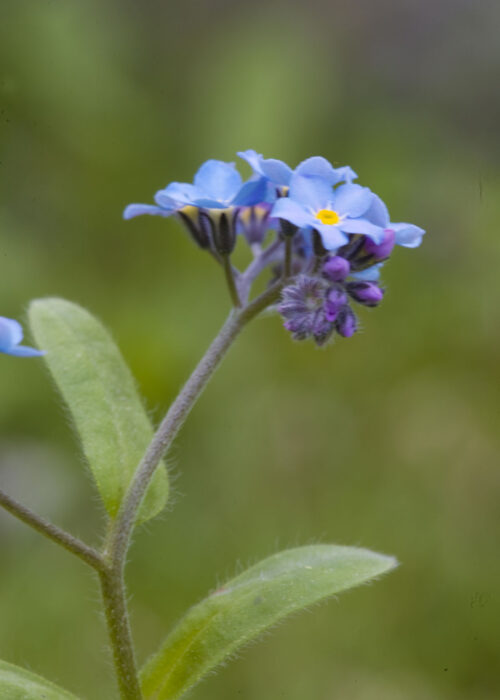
238;149;357;191
271;174;384;251
0;317;44;357
124;160;266;221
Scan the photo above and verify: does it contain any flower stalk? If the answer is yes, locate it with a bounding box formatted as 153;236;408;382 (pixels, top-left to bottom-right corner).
222;255;242;307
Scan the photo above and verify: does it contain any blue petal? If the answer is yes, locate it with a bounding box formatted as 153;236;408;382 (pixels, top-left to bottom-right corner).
363;193;390;228
335;166;358;184
238;150;292;185
392;222;425;248
159;182;202;206
4;345;45;357
271;198;314;228
193;160;242;203
237;149;262;172
333;184;372;218
123;204;173;220
295;157;341;184
351;263;384;281
288;174;334;211
314;224;349;251
233;176;270;206
260;159;293;185
0;317;23;350
159;183;224;209
338;218;385;243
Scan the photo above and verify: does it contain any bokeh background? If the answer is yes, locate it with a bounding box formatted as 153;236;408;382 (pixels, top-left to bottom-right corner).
1;0;499;698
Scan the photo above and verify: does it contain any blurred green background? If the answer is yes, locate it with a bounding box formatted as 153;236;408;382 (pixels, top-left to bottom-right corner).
1;0;499;698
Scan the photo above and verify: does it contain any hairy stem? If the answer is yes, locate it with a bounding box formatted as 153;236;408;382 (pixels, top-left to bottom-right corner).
238;238;283;303
0;487;104;571
100;561;143;700
109;281;283;567
99;281;283;698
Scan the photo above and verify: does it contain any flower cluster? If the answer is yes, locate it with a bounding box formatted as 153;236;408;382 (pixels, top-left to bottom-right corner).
125;150;425;345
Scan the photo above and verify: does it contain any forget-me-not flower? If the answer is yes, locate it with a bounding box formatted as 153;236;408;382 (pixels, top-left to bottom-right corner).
0;317;44;357
124;159;269;253
124;160;266;220
272;174;385;251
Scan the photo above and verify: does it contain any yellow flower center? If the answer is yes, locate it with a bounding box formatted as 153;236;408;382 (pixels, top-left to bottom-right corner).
316;209;340;225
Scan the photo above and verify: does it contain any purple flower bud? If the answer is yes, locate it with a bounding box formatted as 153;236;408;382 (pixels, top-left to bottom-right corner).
336;307;357;338
279;275;334;343
312;311;334;346
323;255;350;282
283;318;309;340
364;229;395;260
347;281;384;307
324;287;348;322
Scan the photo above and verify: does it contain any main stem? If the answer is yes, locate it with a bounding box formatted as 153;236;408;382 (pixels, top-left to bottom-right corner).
100;561;144;700
101;282;283;700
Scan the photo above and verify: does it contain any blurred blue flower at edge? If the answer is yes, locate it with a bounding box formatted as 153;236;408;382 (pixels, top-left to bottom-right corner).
0;317;44;357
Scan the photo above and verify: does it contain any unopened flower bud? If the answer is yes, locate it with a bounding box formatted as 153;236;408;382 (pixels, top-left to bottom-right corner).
238;204;271;245
324;287;348;322
364;229;395;260
347;281;384;307
211;208;237;255
312;311;334;346
336;307;357;337
323;255;350;282
279;275;331;343
177;208;213;249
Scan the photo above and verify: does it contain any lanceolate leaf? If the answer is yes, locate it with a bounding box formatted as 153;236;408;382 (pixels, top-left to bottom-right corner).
29;298;168;524
0;659;79;699
141;544;397;700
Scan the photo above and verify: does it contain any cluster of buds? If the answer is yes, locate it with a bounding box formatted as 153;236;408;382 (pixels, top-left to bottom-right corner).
278;228;395;345
124;150;424;346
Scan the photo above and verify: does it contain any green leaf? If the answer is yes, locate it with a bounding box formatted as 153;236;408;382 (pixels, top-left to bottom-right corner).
0;659;79;699
141;544;397;700
29;297;168;524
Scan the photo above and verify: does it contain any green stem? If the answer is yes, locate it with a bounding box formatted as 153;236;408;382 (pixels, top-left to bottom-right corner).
101;281;284;699
108;281;283;570
283;236;293;279
222;255;241;307
0;487;104;571
99;560;143;700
